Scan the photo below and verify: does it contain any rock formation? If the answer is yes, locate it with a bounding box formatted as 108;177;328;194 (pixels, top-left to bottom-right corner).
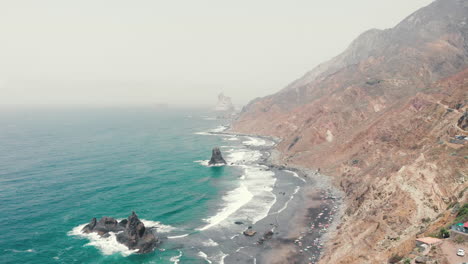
458;111;468;131
231;0;468;263
208;147;227;165
214;93;235;118
82;212;159;253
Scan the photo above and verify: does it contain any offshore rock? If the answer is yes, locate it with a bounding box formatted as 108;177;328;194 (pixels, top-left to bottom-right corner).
214;93;236;119
208;147;227;165
81;212;159;253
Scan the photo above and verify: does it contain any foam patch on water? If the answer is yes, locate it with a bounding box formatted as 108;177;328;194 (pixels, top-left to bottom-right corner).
202;238;219;247
194;132;211;136
194;160;225;167
195;125;228;136
198;251;212;264
199;143;276;230
226;149;262;164
140;219;176;233
68;219;175;256
199;182;254;231
211;125;228;133
170;250;183;264
68;223;137;256
274;186;300;214
284;170;306;183
235;165;276;224
5;249;36;253
168;234;189;239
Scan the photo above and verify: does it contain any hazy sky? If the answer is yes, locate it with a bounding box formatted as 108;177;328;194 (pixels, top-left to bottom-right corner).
0;0;433;107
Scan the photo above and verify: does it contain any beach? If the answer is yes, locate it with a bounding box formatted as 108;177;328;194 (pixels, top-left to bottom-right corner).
200;128;344;264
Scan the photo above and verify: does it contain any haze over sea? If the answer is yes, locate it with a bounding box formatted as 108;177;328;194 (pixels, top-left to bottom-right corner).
0;107;252;263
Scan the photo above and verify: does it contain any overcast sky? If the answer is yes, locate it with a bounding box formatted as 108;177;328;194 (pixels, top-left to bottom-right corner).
0;0;434;108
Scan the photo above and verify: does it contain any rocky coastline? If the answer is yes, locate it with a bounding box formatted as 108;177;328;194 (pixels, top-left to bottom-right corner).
221;127;344;264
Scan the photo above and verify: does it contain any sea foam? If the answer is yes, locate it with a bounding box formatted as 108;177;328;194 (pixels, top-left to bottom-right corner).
198;136;276;230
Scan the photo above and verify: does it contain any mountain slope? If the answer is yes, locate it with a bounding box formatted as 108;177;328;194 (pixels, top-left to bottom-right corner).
232;0;468;263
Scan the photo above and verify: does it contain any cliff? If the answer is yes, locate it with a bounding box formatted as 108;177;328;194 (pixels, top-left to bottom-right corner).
232;0;468;263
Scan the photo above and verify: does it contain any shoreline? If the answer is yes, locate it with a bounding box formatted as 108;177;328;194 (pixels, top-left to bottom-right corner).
218;127;343;264
65;122;343;264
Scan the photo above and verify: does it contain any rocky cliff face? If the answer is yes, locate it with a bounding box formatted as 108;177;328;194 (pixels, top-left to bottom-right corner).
232;0;468;263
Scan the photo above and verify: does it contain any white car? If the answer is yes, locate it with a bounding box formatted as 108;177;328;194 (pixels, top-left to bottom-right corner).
457;248;465;257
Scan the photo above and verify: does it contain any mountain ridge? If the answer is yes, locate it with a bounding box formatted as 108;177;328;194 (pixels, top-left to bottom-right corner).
232;0;468;262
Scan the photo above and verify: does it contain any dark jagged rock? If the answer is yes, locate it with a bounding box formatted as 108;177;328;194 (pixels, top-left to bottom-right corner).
263;230;274;240
81;212;159;253
82;216;124;236
208;147;227;165
116;212;159;253
458;111;468;131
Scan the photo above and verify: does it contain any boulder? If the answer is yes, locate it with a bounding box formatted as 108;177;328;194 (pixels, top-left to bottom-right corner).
243;228;257;237
208;147;227;165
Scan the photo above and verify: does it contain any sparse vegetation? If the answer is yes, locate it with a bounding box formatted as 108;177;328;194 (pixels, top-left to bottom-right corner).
454;235;465;244
455;203;468;223
439;227;450;238
404;258;411;264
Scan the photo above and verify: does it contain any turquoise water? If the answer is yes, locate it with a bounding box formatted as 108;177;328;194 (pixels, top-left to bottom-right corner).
0;108;239;264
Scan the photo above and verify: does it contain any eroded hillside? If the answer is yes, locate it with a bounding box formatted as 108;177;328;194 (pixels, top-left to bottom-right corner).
231;0;468;262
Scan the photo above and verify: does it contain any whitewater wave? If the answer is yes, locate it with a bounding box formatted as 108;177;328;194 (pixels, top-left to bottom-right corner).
225;149;262;164
202;238;219;247
170;250;183;264
167;234;189;239
198;251;212;264
242;136;274;147
199;183;254;231
194;125;228;136
284;170;306;183
68;223;137;256
5;249;36;253
68;219;175;256
194;160;226;167
198;143;276;230
274;186;300;214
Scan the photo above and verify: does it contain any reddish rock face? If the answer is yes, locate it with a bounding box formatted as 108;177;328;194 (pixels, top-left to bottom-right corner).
232;0;468;263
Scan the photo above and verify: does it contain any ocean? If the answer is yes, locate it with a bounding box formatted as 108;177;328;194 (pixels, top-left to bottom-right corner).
0;107;279;264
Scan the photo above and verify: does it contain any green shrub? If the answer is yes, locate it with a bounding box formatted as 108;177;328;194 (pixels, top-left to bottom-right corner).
439;227;450;238
455;203;468;223
404;258;411;264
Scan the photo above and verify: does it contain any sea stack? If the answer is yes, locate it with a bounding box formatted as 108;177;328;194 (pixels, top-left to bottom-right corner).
208;147;227;165
81;212;159;253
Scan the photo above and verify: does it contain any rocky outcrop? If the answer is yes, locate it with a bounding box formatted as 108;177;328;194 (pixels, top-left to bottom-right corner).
215;93;234;112
231;0;468;263
458;111;468;131
208;147;227;165
82;212;159;253
214;93;235;118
